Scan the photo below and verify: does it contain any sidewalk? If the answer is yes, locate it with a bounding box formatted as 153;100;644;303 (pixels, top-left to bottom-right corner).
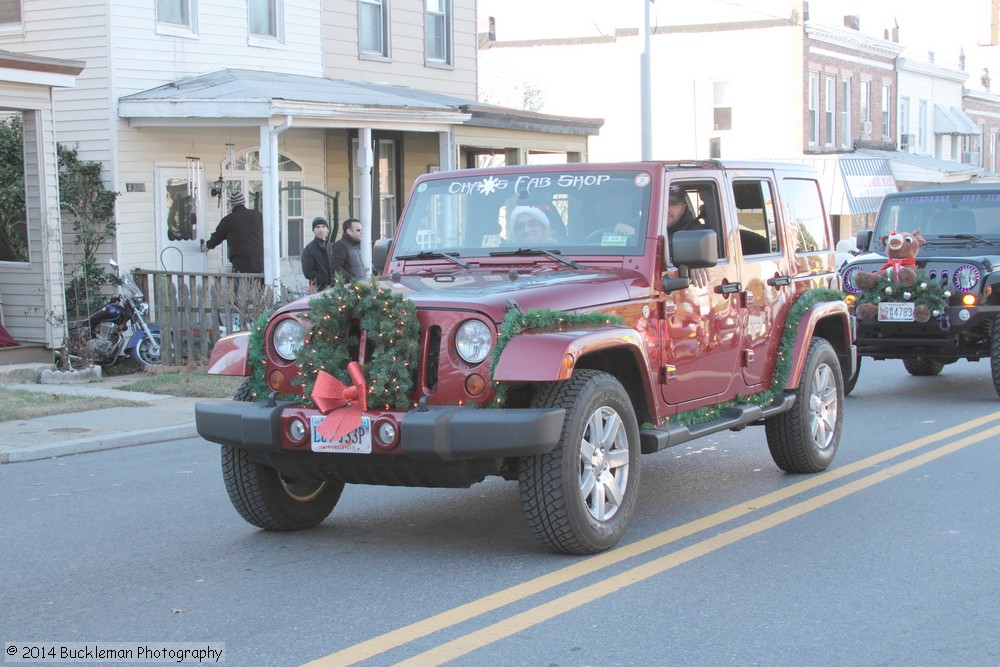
0;365;202;464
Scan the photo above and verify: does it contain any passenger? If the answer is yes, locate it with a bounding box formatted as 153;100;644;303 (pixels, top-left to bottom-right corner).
666;185;710;288
509;205;559;244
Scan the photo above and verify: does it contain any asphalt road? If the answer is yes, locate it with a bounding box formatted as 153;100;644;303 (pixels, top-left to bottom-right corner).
1;358;998;666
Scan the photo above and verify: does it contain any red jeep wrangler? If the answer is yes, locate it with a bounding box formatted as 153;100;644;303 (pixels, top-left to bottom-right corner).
196;161;854;554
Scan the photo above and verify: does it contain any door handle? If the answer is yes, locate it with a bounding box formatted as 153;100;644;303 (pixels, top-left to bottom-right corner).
714;282;743;294
767;275;792;287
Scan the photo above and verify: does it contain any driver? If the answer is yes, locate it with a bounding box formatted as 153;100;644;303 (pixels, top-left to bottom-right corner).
509;205;559;244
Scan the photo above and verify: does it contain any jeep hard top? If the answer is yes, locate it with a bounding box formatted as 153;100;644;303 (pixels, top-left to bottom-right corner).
196;160;853;554
842;183;1000;396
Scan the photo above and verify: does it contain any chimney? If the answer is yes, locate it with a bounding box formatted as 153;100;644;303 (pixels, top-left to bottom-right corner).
803;1;809;21
892;19;899;43
959;47;966;71
983;67;992;92
488;16;496;42
928;50;935;63
844;15;860;30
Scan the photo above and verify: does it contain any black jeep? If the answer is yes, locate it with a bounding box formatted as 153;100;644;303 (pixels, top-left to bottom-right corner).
842;183;1000;396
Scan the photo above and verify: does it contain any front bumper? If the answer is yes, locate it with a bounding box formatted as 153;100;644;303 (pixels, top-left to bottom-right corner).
195;398;566;461
855;303;1000;359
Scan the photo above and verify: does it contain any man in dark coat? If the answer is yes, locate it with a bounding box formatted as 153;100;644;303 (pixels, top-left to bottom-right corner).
666;185;709;288
202;190;264;274
330;217;366;281
301;215;333;291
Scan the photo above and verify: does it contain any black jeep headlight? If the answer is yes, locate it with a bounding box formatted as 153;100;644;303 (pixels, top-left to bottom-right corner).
953;264;981;292
455;319;492;365
273;318;306;362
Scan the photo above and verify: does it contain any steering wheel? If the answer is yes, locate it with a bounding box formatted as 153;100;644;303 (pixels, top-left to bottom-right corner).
584;227;617;243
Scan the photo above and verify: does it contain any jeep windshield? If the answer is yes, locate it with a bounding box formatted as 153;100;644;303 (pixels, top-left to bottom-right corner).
390;168;652;261
873;192;1000;248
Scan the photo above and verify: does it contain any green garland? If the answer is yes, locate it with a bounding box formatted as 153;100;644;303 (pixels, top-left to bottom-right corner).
489;307;625;406
295;279;421;411
655;288;846;428
854;270;948;317
245;310;275;401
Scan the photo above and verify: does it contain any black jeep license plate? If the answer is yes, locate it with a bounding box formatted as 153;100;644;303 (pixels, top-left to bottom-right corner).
878;302;914;322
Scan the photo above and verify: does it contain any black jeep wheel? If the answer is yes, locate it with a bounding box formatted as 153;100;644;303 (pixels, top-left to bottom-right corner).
990;315;1000;399
902;357;945;376
765;338;843;473
220;379;344;530
518;370;641;555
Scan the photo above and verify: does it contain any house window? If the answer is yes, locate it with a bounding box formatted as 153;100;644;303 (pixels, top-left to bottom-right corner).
808;72;819;145
918;99;927;153
284;179;304;257
361;0;389;57
713;80;732;131
899;96;911;150
0;0;22;34
860;80;870;123
156;0;195;29
824;75;835;146
709;137;721;158
881;83;891;137
425;0;452;65
841;79;851;148
248;0;279;39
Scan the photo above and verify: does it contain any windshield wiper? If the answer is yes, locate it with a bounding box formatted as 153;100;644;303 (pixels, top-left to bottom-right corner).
395;250;470;269
938;234;990;244
489;248;582;269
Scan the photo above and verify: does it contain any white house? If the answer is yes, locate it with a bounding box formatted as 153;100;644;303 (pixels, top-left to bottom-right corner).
0;49;83;356
0;0;600;350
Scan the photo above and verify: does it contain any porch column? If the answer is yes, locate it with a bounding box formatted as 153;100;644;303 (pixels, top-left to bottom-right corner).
438;128;457;171
261;117;292;291
357;127;373;275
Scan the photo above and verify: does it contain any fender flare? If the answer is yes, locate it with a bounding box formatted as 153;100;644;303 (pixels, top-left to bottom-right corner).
492;326;652;384
783;300;853;390
206;331;251;376
125;325;159;351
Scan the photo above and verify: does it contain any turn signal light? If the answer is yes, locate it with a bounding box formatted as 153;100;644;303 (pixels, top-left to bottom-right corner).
845;294;857;306
268;370;286;391
464;373;486;396
961;293;977;307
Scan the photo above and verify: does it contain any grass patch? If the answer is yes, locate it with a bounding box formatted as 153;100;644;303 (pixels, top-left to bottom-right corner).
0;390;146;422
115;370;245;398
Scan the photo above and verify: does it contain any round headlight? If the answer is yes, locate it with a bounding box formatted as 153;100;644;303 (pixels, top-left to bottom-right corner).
841;265;863;294
953;264;981;292
455;319;492;365
273;318;306;361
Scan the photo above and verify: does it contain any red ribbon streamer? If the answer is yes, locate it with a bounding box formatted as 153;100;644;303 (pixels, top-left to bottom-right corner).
310;361;367;441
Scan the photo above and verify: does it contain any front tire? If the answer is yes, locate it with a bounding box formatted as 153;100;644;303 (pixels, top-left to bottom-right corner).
765;338;843;473
518;370;641;555
220;378;344;530
902;357;944;376
130;332;162;366
990;315;1000;399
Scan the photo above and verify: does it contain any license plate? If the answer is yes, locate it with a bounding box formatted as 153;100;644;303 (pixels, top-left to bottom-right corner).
310;415;371;453
878;302;915;322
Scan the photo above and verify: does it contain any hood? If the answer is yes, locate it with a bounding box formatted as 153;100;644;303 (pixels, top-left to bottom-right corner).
278;267;643;324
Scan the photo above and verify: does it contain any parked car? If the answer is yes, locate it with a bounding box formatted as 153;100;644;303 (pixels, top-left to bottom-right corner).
842;183;1000;396
196;160;853;554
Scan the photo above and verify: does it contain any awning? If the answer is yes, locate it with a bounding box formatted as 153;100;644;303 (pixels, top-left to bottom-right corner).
771;155;896;216
934;104;980;135
857;148;981;184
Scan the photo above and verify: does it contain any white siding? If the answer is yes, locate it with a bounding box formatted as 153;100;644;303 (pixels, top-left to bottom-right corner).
323;0;476;97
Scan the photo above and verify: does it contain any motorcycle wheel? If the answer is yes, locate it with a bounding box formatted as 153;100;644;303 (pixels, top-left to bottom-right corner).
130;332;163;367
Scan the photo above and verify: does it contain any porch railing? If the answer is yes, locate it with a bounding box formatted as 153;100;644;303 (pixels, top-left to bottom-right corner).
133;270;293;366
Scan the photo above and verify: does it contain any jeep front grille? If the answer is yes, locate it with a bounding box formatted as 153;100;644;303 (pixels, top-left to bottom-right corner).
424;325;441;390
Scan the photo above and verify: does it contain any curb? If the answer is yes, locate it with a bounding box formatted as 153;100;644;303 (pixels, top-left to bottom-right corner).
0;423;199;464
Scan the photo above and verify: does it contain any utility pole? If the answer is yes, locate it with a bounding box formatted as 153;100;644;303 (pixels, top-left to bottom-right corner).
640;0;653;160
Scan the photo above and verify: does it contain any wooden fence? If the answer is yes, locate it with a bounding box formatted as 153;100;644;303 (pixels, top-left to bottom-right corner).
133;270;295;366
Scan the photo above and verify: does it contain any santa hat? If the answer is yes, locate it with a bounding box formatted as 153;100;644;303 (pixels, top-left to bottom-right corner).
510;205;550;230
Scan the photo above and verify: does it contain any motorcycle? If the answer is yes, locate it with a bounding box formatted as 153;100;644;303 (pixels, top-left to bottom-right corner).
65;259;162;368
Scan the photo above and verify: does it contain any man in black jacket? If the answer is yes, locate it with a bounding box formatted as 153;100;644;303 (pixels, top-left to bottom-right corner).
330;218;366;281
301;216;333;291
202;190;264;275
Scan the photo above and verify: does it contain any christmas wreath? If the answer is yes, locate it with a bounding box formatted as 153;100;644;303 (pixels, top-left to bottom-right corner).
853;270;949;323
489;307;625;406
294;279;421;411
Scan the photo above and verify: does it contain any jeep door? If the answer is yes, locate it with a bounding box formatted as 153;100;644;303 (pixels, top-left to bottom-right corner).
660;176;746;406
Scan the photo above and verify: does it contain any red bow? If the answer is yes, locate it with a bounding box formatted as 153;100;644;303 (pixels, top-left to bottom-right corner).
310;361;367;441
879;257;916;274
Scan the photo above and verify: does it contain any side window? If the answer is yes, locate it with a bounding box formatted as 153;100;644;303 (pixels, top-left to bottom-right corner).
781;178;829;253
156;0;197;32
0;0;22;35
360;0;390;58
248;0;282;40
732;179;779;256
667;180;726;260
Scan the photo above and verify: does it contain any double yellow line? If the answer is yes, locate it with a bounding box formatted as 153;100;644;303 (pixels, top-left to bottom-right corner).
305;412;1000;667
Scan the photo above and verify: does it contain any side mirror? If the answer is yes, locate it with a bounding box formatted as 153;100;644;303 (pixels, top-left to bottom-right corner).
372;238;392;275
856;230;872;252
662;229;718;294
